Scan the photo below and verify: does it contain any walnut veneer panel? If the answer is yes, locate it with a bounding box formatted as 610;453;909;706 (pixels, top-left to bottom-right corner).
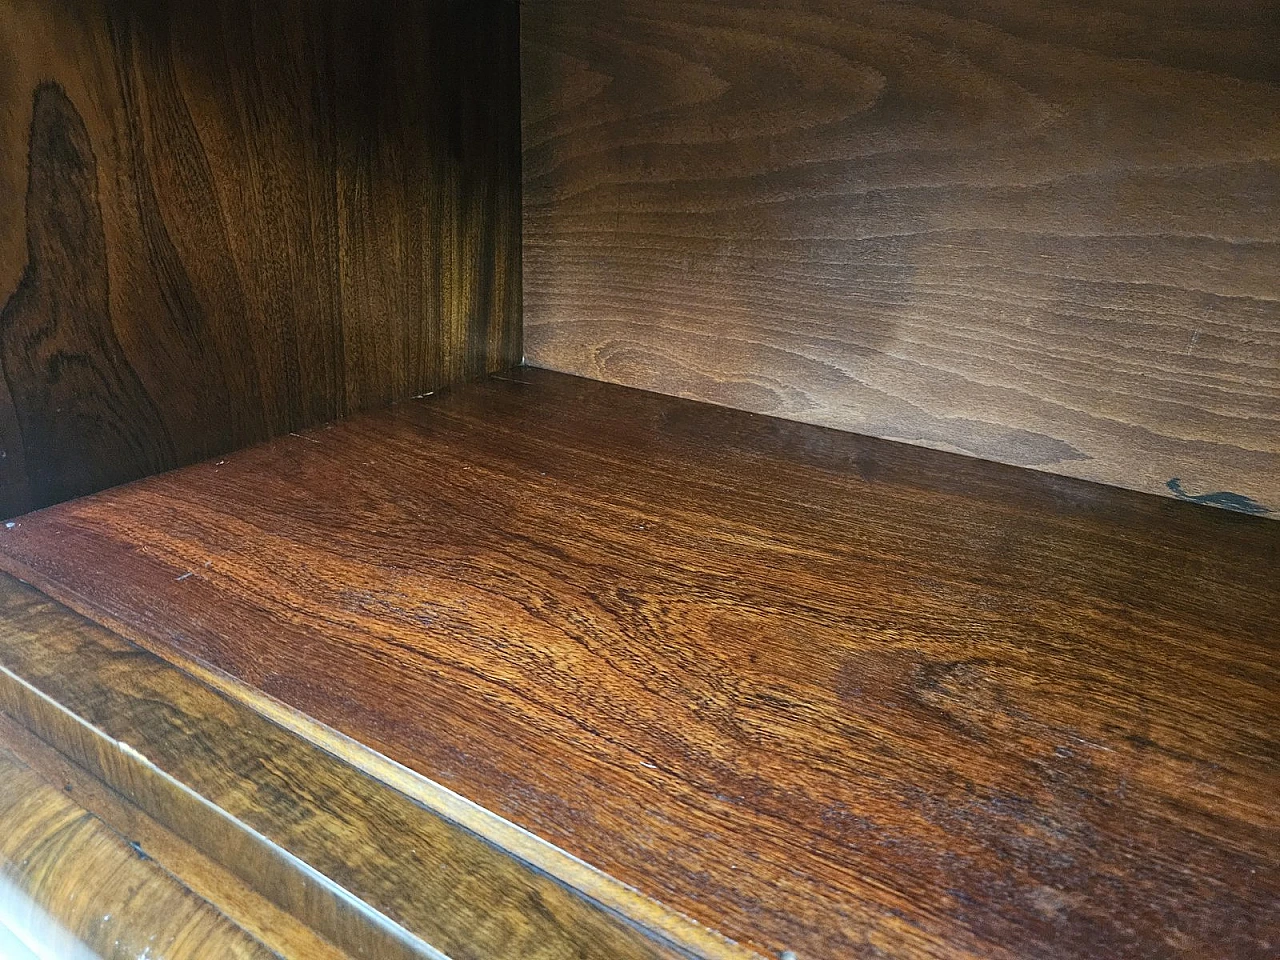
523;0;1280;516
1;369;1276;958
0;0;520;518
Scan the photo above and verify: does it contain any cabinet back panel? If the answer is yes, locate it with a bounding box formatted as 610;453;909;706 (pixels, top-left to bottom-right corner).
522;0;1280;515
0;0;521;518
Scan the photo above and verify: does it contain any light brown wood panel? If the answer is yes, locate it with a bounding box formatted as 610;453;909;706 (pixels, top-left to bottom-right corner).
0;734;277;960
522;0;1280;516
1;369;1275;960
0;0;521;518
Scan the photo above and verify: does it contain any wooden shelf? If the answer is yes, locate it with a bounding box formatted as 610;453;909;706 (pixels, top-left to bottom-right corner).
0;367;1276;960
0;574;689;960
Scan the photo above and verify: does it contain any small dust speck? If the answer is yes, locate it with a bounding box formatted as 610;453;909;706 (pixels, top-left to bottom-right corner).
4;522;14;529
781;951;798;960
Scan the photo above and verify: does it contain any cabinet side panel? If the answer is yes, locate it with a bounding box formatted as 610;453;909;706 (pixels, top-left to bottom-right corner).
522;0;1280;515
0;0;521;517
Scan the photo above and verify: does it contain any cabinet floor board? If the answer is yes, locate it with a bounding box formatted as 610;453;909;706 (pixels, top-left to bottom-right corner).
0;367;1275;960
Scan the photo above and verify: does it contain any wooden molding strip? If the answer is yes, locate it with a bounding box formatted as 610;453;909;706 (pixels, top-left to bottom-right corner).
0;574;749;960
0;711;353;960
0;739;277;960
0;641;447;960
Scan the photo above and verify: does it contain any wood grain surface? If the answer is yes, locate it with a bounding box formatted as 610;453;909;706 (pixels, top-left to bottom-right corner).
0;573;704;960
0;0;520;518
0;732;276;960
1;369;1275;959
522;0;1280;515
0;711;353;960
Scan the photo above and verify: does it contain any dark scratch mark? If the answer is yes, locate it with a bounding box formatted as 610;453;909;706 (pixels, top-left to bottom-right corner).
1166;479;1271;516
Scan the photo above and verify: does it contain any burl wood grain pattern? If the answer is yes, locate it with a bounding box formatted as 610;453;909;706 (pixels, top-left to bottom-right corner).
522;0;1280;516
2;369;1275;959
0;574;701;960
0;0;520;518
0;736;276;960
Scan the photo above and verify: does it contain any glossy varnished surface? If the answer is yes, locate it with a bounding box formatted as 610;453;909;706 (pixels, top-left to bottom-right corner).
523;0;1280;514
0;574;701;960
0;730;276;960
0;0;520;517
1;368;1277;958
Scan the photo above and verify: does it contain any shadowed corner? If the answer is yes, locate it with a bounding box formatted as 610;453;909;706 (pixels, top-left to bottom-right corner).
0;81;172;515
1166;478;1272;516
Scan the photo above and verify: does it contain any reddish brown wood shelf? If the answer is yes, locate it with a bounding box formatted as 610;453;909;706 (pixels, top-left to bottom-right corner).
1;367;1276;960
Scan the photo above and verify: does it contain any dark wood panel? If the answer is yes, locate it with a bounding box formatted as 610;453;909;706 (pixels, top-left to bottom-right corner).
0;730;277;960
0;574;707;960
1;369;1275;959
522;0;1280;515
0;0;520;518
